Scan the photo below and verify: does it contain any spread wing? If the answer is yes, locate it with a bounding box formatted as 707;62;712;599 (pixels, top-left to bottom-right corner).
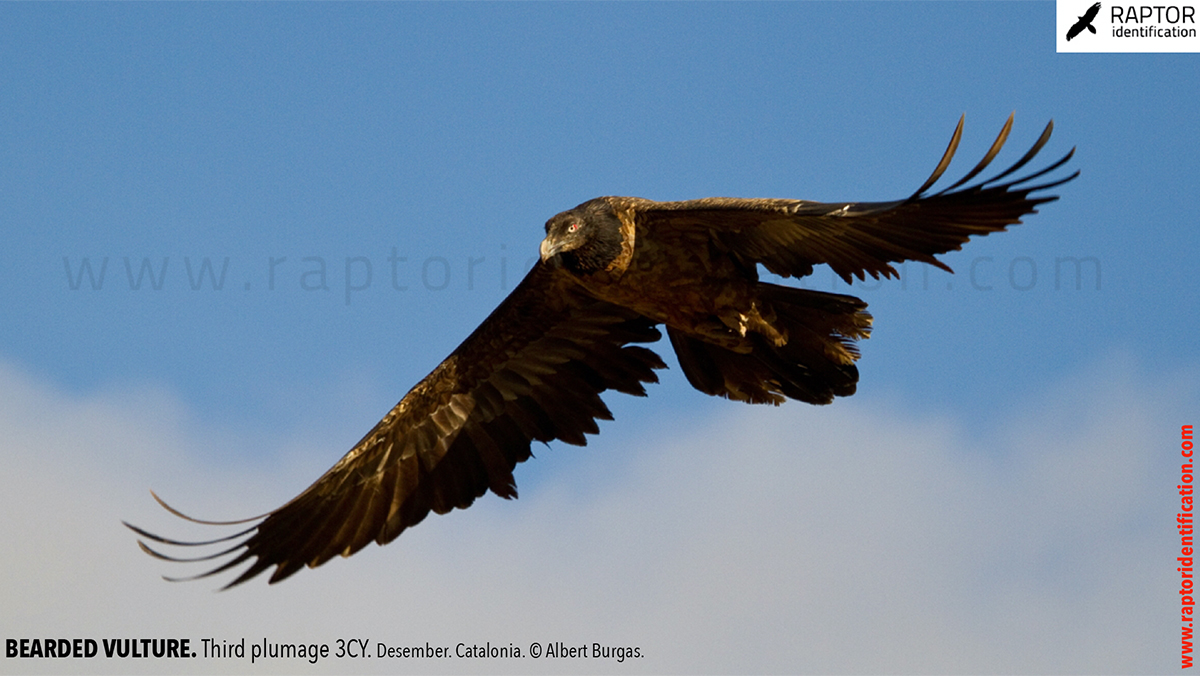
629;114;1077;283
126;263;665;588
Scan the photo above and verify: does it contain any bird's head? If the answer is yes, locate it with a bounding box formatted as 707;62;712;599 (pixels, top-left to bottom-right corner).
539;198;624;274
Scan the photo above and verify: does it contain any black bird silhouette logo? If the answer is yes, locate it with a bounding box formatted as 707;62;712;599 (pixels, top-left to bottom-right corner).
1067;2;1101;40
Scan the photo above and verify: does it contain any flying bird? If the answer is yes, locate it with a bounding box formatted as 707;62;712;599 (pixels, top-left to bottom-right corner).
127;114;1077;588
1067;2;1101;40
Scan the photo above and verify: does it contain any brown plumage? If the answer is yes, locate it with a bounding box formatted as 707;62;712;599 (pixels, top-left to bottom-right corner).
127;114;1076;587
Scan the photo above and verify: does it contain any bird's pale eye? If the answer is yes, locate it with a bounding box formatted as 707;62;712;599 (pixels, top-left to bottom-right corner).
568;222;580;233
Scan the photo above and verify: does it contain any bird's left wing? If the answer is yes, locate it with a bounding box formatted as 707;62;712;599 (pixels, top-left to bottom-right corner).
126;262;665;588
629;114;1077;283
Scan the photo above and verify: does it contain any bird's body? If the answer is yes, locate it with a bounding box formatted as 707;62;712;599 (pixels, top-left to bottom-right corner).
128;114;1077;587
552;197;780;349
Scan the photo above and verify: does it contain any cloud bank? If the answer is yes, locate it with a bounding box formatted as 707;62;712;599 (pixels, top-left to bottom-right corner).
0;355;1183;674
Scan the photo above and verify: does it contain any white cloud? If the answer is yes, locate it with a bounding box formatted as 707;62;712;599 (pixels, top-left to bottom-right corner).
0;354;1182;674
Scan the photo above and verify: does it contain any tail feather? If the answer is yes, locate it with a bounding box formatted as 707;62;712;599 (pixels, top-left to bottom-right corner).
668;284;871;405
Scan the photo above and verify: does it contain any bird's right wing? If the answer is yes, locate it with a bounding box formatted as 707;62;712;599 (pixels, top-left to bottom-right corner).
126;262;665;588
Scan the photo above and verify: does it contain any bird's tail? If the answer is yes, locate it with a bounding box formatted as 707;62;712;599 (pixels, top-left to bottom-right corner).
668;283;872;405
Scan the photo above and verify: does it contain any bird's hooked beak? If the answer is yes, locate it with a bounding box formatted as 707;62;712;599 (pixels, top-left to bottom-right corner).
539;237;564;267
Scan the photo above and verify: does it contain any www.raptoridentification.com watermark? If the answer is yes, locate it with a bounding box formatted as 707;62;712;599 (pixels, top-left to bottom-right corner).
59;247;1102;305
1181;424;1196;668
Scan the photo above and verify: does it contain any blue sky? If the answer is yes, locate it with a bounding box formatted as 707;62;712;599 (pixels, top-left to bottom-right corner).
0;2;1194;674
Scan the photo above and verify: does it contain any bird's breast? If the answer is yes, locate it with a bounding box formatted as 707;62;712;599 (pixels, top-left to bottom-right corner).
570;231;763;350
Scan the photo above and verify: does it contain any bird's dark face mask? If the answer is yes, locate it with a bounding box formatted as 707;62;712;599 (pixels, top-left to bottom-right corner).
540;199;623;274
